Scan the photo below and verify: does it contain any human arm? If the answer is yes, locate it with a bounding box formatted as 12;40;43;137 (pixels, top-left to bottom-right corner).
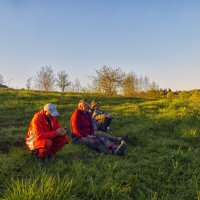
56;128;67;136
31;114;67;140
71;110;85;137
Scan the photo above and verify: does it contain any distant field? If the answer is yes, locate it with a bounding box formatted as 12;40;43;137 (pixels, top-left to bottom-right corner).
0;88;200;200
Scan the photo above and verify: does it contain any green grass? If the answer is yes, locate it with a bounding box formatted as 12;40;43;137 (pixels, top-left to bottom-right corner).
0;88;200;199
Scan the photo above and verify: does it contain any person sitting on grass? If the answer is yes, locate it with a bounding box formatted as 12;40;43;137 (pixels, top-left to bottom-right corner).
90;100;114;133
26;103;69;161
70;99;128;156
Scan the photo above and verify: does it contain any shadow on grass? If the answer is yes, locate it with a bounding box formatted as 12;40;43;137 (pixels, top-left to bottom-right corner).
0;140;25;154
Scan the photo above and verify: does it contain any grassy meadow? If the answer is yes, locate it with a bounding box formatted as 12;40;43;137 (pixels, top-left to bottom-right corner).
0;88;200;200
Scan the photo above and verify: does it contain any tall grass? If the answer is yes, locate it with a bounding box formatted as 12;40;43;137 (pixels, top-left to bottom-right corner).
0;88;200;199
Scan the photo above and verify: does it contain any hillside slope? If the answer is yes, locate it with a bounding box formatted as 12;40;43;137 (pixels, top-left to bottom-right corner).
0;89;200;199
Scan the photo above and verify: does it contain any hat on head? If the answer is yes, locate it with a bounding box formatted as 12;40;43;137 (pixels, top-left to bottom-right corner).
44;103;59;116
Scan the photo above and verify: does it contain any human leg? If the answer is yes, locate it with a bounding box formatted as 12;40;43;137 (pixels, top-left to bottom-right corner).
50;135;69;155
36;136;68;159
96;117;112;132
73;135;126;155
95;133;128;156
75;136;97;150
95;133;120;145
74;136;112;154
105;118;112;130
96;118;108;130
114;140;127;156
37;139;53;159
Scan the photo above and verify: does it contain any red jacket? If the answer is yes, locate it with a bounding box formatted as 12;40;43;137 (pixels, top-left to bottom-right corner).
70;109;94;138
26;110;60;150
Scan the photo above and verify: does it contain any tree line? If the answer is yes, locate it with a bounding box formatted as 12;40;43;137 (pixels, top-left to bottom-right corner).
91;65;159;96
1;65;169;97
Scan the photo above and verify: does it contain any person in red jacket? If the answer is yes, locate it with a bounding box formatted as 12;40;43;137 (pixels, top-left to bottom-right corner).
70;99;127;155
26;103;69;160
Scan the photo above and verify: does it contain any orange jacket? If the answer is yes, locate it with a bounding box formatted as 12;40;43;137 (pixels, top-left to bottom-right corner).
26;110;61;150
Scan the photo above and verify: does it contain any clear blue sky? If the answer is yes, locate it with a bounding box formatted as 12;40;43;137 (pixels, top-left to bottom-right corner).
0;0;200;91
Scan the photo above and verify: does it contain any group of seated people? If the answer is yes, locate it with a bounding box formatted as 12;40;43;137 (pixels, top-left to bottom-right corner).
25;99;128;161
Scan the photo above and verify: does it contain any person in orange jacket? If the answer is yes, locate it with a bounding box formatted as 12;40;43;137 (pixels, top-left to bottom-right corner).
26;103;69;160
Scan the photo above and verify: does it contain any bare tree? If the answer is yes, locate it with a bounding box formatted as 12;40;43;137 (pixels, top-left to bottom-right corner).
70;78;82;92
35;66;55;91
137;75;151;92
148;81;159;91
26;77;33;90
143;76;150;92
56;70;71;92
122;72;138;96
146;81;160;98
137;75;143;92
92;66;125;95
0;74;4;85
